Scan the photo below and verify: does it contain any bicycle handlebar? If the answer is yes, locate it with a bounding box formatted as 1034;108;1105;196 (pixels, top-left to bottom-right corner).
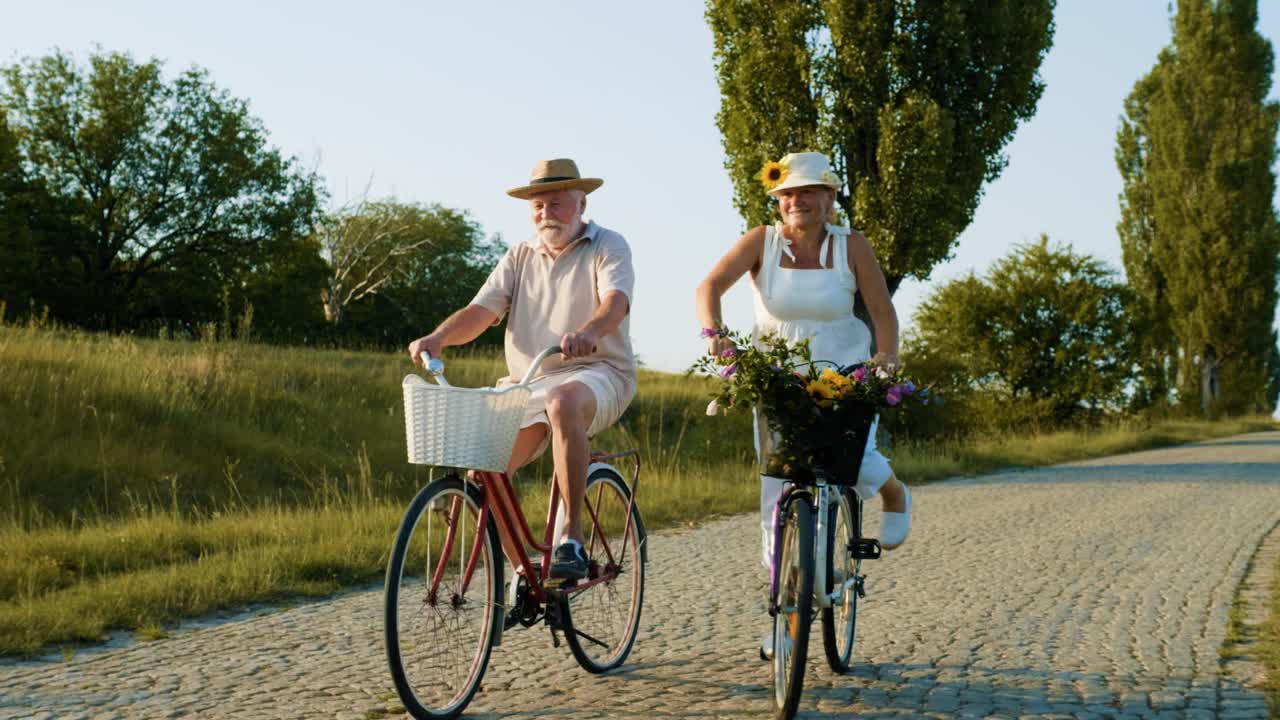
420;345;563;388
418;352;450;386
517;346;562;385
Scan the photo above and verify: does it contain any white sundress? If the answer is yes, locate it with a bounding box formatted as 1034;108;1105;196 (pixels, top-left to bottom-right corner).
750;222;892;566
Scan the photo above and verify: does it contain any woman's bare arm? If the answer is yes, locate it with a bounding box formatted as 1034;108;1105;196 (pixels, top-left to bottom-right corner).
695;226;766;351
847;231;900;364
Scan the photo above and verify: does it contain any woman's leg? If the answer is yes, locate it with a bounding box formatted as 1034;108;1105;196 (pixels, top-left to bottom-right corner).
876;472;910;550
760;474;786;569
879;472;906;512
855;419;911;550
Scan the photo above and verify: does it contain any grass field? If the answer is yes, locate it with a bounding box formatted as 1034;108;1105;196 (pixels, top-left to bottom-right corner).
1;320;1275;656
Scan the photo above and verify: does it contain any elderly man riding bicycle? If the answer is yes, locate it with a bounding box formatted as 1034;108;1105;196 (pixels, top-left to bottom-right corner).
408;158;637;581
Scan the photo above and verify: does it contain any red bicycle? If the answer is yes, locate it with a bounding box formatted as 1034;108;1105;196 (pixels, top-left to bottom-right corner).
384;346;646;719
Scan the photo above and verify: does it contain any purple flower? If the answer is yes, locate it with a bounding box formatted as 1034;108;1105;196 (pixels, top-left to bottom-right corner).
720;347;739;358
700;327;724;339
852;367;868;383
885;388;902;406
903;381;916;395
720;363;738;379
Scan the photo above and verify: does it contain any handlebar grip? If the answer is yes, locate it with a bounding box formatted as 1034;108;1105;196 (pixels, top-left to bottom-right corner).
419;352;448;386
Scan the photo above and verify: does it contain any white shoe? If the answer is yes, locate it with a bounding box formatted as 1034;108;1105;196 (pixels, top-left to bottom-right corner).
881;484;912;549
759;623;796;661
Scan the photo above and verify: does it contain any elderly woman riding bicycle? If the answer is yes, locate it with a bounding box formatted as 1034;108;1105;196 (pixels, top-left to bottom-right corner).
694;151;913;656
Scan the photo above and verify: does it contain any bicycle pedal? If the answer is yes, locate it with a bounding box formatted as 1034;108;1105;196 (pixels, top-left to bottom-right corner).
543;577;579;590
849;538;882;560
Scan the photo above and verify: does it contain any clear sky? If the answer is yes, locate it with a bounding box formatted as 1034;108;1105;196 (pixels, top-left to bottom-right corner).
4;2;1279;381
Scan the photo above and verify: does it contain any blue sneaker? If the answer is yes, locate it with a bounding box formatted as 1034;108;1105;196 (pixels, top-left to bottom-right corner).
549;540;588;580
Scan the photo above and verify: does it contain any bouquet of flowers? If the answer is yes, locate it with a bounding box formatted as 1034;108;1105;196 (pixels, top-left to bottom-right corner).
690;326;937;480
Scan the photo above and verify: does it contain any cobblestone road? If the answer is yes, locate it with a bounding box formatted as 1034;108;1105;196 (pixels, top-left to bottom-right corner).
2;432;1278;719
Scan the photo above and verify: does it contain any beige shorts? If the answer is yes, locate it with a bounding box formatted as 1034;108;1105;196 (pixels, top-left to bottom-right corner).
518;366;632;458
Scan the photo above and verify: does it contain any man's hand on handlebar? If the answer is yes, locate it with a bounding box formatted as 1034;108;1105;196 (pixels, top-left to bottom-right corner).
559;330;599;360
407;334;445;367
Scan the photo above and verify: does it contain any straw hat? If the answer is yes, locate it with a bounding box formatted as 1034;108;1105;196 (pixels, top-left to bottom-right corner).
762;152;841;195
506;158;604;199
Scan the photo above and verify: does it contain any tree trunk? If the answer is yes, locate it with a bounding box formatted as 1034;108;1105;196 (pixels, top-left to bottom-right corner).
1200;344;1219;413
320;288;341;326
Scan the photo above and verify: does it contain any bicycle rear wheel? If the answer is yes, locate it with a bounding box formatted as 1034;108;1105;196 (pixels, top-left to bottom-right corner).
821;487;860;673
560;465;646;673
385;475;502;719
773;494;814;720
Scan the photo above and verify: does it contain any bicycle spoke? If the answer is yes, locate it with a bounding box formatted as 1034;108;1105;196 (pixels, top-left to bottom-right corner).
560;468;645;673
773;496;813;717
821;489;860;673
386;480;498;717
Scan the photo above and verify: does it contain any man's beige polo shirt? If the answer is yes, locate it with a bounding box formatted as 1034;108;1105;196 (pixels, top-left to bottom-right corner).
470;220;637;405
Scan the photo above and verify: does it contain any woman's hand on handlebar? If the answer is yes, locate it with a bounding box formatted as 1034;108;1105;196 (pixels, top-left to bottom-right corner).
706;335;735;357
408;334;445;367
559;330;598;359
872;350;901;373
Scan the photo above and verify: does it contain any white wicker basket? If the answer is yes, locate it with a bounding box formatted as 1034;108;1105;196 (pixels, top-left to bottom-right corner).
402;375;531;471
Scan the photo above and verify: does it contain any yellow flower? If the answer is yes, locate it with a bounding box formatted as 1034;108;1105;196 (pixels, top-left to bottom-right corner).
806;378;838;407
759;160;789;190
819;368;853;396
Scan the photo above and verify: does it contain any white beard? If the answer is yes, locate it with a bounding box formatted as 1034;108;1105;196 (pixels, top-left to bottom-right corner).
537;221;580;248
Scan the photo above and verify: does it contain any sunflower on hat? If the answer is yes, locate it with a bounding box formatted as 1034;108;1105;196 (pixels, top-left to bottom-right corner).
759;157;789;190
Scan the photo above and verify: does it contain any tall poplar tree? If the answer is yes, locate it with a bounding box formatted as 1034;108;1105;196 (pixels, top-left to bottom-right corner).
706;0;1056;291
1116;0;1280;414
1116;69;1176;409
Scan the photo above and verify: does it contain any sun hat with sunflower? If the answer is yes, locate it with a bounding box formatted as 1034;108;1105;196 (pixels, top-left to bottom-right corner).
758;152;841;195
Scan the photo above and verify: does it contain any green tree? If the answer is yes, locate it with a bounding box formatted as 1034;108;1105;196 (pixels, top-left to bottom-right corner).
321;198;443;327
706;0;1056;291
1116;0;1279;414
321;200;505;346
905;237;1134;429
1;50;321;330
1116;68;1176;410
0;109;36;313
239;234;330;344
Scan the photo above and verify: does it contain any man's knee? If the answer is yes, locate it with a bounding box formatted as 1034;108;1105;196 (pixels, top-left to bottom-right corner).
545;383;595;431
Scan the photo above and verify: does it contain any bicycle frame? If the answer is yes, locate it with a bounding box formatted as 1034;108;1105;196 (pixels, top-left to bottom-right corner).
423;448;642;611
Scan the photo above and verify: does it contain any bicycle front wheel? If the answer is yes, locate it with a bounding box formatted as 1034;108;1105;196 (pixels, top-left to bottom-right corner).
773;494;814;720
560;465;646;673
385;475;503;719
821;487;860;673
